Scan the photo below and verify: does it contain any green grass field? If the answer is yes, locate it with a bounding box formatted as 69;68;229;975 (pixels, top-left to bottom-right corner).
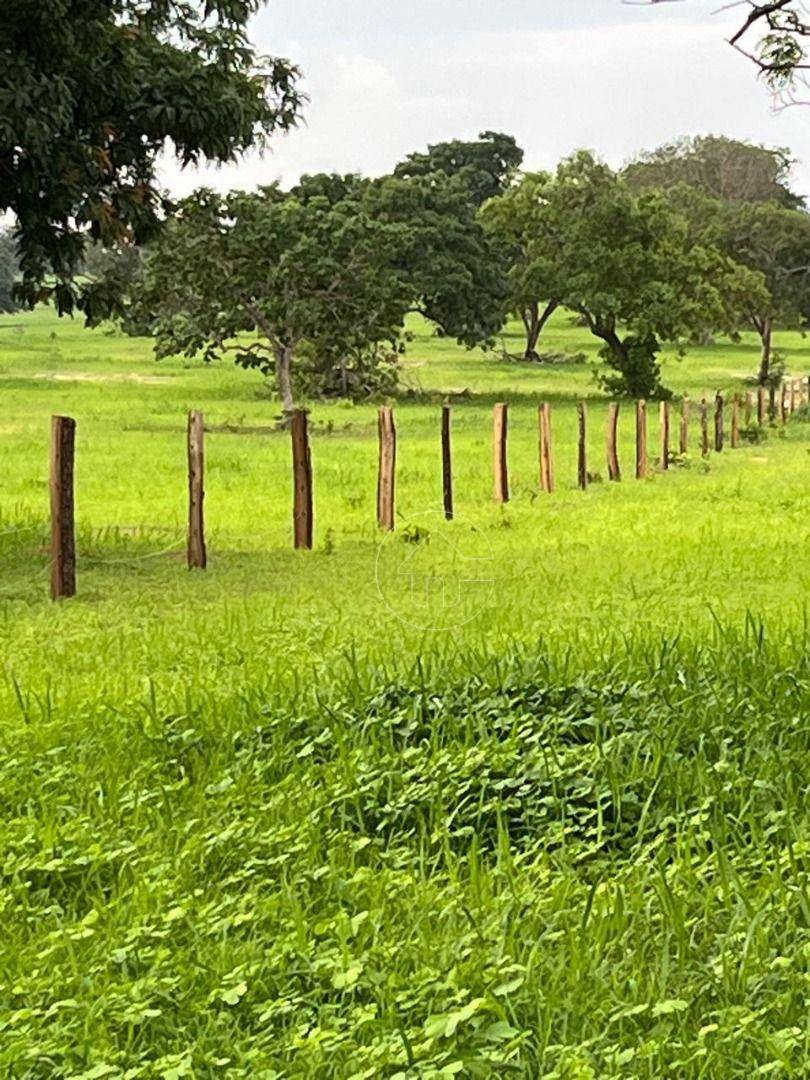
0;307;808;1077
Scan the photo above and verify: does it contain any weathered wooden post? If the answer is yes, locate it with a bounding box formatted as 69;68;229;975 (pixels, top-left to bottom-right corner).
790;378;798;415
606;403;621;481
700;396;709;457
635;400;648;479
577;402;588;490
493;403;509;503
781;382;789;425
745;391;753;427
538;403;554;494
50;415;77;600
441;404;453;521
731;395;740;448
377;406;396;531
680;395;689;455
660;400;670;471
291;409;313;550
714;392;724;452
187;410;207;569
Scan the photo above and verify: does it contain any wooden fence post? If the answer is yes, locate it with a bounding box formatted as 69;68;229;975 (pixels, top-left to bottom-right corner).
50;415;77;600
700;396;709;457
714;392;724;452
291;409;313;550
493;403;509;503
660;400;670;471
187;410;207;569
745;391;753;427
441;404;453;521
781;382;789;425
731;395;740;448
606;403;621;481
377;406;396;531
790;379;798;415
539;403;554;494
680;395;689;455
757;386;766;426
577;402;588;490
635;399;647;479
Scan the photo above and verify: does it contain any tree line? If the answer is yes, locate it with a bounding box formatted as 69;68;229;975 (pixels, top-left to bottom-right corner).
5;2;810;411
65;132;810;408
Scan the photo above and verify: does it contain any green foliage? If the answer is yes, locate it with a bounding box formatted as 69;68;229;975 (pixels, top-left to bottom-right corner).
132;168;508;406
0;0;302;317
625;135;803;207
630;154;810;384
486;153;766;398
480;172;560;361
83;243;151;336
0;637;806;1076
1;305;809;1073
134;185;412;411
393;130;524;207
0;227;18;313
368;173;511;349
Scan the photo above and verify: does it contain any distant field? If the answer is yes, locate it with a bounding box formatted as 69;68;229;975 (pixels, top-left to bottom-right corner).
0;307;808;1077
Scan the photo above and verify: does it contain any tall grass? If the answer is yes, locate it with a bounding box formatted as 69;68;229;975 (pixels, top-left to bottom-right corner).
0;308;808;1076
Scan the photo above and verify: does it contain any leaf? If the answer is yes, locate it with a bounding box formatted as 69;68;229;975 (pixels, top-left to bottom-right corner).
481;1020;520;1042
221;981;248;1006
444;997;485;1037
332;962;363;990
652;998;689;1017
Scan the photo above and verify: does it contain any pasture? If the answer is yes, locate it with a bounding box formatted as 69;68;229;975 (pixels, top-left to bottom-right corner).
0;307;808;1077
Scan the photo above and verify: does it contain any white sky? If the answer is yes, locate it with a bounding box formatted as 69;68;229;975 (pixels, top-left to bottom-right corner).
159;0;810;199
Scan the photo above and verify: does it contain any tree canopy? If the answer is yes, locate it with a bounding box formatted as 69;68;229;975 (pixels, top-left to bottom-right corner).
484;153;765;397
131;167;511;409
134;185;413;413
625;135;803;208
368;174;510;347
626;135;810;384
480;172;561;361
0;0;302;316
668;190;810;385
393;131;524;207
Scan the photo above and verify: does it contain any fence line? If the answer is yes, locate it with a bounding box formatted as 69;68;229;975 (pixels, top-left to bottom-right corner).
1;376;807;601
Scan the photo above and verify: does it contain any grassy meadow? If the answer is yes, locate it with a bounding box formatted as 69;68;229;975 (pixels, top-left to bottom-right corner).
0;307;808;1077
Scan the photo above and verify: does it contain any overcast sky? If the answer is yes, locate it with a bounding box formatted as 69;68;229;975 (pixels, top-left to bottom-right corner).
158;0;810;199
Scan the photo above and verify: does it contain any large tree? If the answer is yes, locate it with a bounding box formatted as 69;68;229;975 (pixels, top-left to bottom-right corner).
393;131;524;207
367;173;510;347
0;0;301;317
507;152;765;398
134;186;412;414
480;172;562;361
625;135;803;208
671;190;810;385
626;137;810;384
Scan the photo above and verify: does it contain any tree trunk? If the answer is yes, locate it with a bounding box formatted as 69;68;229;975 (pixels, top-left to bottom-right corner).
757;317;772;387
522;299;559;361
522;302;541;362
276;345;295;414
